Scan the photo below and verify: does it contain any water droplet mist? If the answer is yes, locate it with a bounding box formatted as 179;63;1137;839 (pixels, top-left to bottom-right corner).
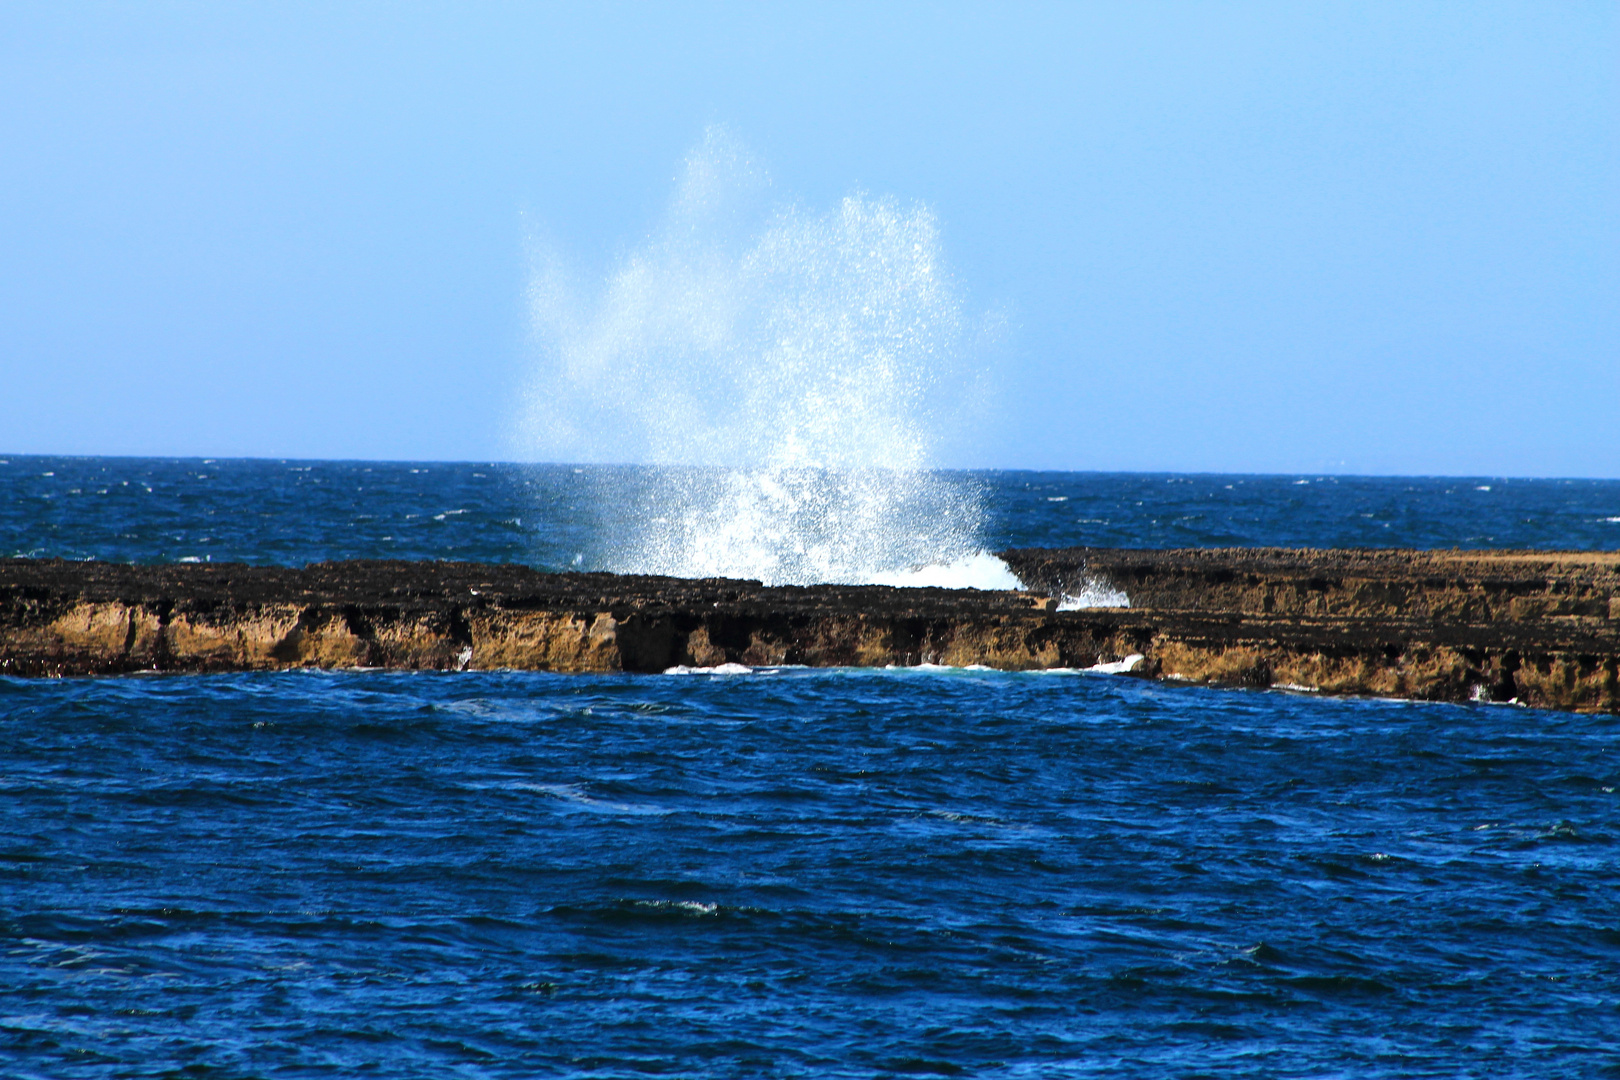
518;129;1018;589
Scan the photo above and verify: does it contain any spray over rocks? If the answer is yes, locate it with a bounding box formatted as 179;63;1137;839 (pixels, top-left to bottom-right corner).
517;128;1016;589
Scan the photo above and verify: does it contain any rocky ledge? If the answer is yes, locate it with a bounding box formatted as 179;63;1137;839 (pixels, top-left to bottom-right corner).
3;549;1617;714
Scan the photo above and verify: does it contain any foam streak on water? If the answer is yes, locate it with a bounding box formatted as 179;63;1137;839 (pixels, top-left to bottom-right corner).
519;128;1012;588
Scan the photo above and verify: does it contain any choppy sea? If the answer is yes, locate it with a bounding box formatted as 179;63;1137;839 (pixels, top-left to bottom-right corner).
4;456;1620;1078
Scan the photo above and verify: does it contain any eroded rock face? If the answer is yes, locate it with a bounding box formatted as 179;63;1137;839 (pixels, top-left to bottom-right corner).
1002;546;1620;624
2;552;1616;714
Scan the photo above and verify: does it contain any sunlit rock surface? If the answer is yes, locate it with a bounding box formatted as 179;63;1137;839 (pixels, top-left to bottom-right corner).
3;550;1617;714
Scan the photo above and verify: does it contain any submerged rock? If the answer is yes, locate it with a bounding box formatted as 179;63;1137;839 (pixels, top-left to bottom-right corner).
2;550;1616;714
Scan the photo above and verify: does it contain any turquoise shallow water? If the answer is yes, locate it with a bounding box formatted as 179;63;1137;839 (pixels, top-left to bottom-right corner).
2;457;1619;1078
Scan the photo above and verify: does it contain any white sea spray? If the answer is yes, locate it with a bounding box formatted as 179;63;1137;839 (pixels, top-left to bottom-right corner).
517;127;1014;589
1056;577;1130;609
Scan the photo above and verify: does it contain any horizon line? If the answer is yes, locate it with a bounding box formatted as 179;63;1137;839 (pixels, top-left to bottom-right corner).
2;451;1617;484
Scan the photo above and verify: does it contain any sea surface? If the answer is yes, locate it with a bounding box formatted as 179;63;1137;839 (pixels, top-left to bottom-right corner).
4;456;1620;1078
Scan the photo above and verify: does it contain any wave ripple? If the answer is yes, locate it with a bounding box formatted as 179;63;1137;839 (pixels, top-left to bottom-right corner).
2;670;1618;1076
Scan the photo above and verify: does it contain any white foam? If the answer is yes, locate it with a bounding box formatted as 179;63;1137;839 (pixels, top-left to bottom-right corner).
868;552;1023;591
1028;653;1144;675
1056;579;1130;610
634;900;719;916
662;663;754;676
612;466;998;587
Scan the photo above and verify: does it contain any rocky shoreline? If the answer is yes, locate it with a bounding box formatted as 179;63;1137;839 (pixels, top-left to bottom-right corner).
3;549;1617;714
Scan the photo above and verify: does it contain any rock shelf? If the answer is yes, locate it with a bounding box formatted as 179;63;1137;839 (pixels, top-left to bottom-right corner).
3;549;1617;714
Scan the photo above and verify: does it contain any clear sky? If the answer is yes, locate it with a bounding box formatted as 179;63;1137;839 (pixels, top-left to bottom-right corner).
2;2;1615;476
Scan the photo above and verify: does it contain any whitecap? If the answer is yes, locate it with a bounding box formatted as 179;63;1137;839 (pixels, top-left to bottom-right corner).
633;900;718;916
663;663;754;676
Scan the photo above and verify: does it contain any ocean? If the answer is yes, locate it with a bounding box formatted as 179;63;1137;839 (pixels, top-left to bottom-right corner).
4;456;1620;1078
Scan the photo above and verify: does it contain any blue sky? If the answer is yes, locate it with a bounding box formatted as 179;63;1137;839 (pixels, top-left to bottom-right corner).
2;2;1615;476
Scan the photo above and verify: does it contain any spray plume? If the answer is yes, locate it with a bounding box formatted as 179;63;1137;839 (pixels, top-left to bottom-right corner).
518;128;1016;589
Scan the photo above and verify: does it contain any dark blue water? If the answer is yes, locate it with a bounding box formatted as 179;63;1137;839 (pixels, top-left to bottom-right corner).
4;456;1618;566
4;456;1620;1078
